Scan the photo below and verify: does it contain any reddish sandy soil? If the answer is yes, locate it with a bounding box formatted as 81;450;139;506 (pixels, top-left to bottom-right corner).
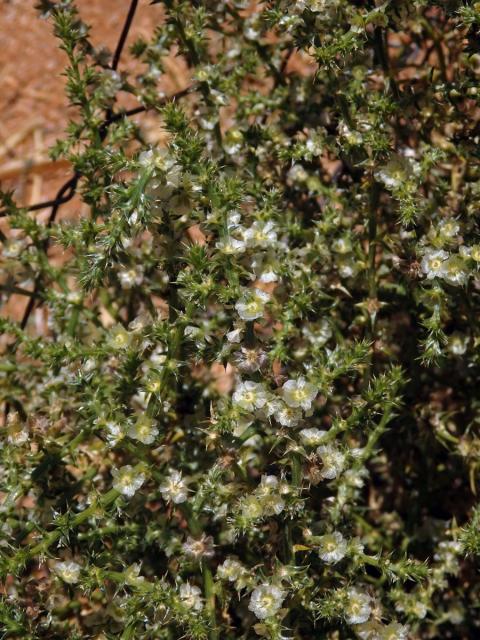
0;0;186;206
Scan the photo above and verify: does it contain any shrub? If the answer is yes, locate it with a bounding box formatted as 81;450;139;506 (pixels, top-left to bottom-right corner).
2;1;480;638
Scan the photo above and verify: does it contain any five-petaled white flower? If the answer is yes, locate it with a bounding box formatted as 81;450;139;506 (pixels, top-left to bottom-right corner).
232;381;268;412
317;531;348;564
217;558;246;582
104;421;125;447
160;470;188;504
300;428;327;446
243;220;278;248
345;587;372;625
356;620;409;640
128;416;159;445
317;444;346;479
380;622;409;640
374;155;413;189
248;584;285;620
442;255;468;286
216;237;246;255
274;402;302;427
282;377;318;410
255;475;286;516
235;288;270;321
179;582;204;611
54;560;81;584
112;465;146;498
118;265;144;289
421;249;449;280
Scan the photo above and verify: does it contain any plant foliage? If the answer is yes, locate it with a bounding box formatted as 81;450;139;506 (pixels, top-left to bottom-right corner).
2;1;480;638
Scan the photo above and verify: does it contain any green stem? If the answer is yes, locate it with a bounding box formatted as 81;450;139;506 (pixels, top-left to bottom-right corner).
284;451;303;564
202;560;218;640
364;181;380;387
180;504;218;640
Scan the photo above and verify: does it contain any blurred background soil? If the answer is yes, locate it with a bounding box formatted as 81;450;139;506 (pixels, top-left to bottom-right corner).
0;0;184;203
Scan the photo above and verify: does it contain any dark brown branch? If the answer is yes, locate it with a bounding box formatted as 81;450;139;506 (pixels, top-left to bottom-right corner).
111;0;139;71
0;284;38;298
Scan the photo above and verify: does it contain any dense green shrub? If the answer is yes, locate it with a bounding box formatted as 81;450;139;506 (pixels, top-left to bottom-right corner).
2;1;480;638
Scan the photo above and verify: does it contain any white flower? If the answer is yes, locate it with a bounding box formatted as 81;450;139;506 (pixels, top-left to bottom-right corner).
232;381;268;411
124;562;145;585
470;244;480;262
109;325;132;350
434;540;462;574
345;587;372;625
3;237;27;258
375;155;413;189
438;219;460;239
243;221;278;248
421;249;449;280
101;69;122;96
337;256;359;278
317;444;345;479
287;164;309;183
243;18;261;41
226;327;243;343
217;558;245;582
104;421;125;446
410;600;427;619
299;428;327;446
223;128;244;154
128;416;159;445
251;252;279;283
179;583;204;611
379;622;409;640
262;396;283;418
118;265;144;289
248;584;285;620
274;402;302;427
282;377;318;410
442;255;468;286
160;470;188;504
139;147;176;172
449;333;468;355
66;290;82;304
235;288;270;321
241;495;264;519
226;210;242;230
255;475;286;516
54;560;81;584
261;493;286;516
317;531;347;564
112;465;146;498
344;468;367;489
355;621;378;639
332;237;352;254
356;620;408;640
216;236;246;255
